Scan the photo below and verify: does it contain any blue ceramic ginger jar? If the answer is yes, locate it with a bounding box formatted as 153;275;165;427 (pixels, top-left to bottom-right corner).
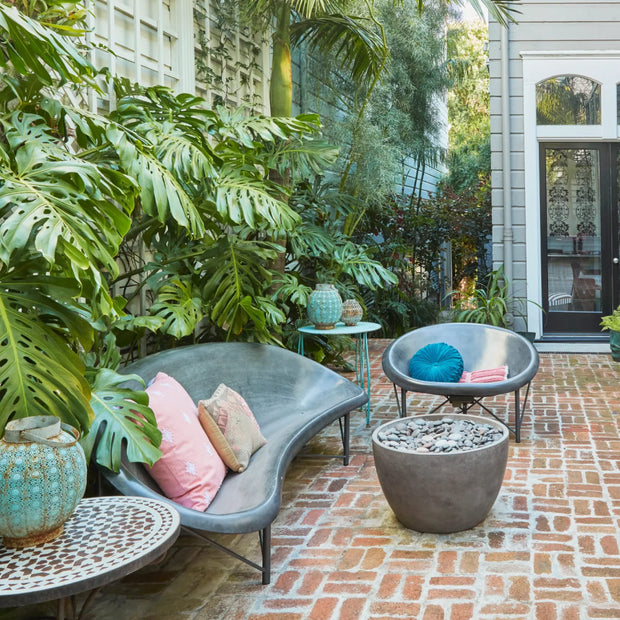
307;283;343;330
0;416;87;548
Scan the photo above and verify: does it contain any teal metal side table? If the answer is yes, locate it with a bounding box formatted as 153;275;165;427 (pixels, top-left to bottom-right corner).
298;321;381;425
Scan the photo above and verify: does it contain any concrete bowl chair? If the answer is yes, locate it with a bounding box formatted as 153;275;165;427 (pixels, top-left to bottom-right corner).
382;323;539;442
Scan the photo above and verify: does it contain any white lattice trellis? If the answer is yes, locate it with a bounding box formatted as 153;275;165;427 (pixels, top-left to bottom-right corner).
84;0;195;111
193;0;270;113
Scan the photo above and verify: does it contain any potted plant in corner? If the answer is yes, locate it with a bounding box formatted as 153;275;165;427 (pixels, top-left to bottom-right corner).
450;265;541;341
600;306;620;361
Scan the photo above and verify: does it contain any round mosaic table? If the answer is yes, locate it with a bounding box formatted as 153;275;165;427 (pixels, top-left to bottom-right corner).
0;496;180;618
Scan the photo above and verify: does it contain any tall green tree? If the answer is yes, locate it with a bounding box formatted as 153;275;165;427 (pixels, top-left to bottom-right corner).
235;0;517;119
445;18;490;191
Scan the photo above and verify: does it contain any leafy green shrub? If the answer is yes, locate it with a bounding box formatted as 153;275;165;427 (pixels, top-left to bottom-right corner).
452;265;511;328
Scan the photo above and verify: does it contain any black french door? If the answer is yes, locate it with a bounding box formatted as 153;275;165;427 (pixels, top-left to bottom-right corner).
540;143;620;335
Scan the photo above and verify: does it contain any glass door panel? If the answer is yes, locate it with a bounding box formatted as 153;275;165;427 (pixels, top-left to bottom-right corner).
542;145;606;333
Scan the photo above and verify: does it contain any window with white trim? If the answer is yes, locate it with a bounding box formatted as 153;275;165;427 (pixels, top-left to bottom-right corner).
536;75;601;125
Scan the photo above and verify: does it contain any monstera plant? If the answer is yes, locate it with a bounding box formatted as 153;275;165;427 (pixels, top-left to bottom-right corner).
0;3;165;469
0;3;342;471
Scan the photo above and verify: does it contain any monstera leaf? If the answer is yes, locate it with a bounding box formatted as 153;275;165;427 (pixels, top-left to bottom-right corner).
0;282;93;436
83;368;162;472
201;237;285;339
148;277;203;339
0;4;97;87
0;115;134;283
106;124;205;237
215;166;300;230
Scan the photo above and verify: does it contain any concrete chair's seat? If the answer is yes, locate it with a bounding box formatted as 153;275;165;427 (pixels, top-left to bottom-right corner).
382;323;539;442
98;342;367;584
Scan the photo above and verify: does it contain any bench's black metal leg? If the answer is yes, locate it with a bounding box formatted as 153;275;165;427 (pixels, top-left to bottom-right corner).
182;526;270;585
260;525;271;585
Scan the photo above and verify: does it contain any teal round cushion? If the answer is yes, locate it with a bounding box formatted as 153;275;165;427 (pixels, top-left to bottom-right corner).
408;343;464;383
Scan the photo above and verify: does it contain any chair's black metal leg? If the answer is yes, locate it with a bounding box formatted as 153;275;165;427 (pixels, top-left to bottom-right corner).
514;388;521;443
260;525;271;585
401;387;407;418
392;383;401;415
429;398;451;414
472;398;516;438
522;381;532;412
338;413;350;465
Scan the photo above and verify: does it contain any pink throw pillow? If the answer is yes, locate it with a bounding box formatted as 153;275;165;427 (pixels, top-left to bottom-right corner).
146;372;227;511
459;365;508;383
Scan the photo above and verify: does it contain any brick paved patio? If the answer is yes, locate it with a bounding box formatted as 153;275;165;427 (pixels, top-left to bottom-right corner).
4;340;620;619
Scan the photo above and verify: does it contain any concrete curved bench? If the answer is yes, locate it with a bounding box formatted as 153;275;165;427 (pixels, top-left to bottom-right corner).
382;323;539;442
98;342;368;584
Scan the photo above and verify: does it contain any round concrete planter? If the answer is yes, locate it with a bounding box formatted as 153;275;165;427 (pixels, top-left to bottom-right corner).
371;414;509;533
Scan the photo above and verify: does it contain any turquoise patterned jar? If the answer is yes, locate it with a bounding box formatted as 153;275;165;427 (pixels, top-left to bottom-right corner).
0;416;87;548
307;283;343;330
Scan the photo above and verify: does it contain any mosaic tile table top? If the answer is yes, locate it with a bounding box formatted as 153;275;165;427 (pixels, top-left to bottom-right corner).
0;496;180;607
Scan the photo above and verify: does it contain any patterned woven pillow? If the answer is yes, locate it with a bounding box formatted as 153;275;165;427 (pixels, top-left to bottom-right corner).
198;384;267;472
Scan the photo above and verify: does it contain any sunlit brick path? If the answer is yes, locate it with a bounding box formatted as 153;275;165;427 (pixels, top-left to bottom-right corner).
6;341;620;620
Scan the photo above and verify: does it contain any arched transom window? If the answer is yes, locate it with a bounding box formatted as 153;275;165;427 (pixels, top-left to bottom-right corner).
536;75;601;125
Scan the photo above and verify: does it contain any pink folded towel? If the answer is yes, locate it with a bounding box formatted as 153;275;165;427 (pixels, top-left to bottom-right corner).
459;365;508;383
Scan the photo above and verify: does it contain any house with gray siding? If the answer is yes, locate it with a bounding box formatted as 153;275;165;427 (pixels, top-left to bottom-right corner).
489;1;620;348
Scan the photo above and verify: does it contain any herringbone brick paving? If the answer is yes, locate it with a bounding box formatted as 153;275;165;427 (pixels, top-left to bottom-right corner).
6;341;620;619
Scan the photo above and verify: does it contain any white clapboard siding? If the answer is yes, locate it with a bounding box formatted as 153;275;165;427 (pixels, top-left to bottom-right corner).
292;46;448;198
489;0;620;330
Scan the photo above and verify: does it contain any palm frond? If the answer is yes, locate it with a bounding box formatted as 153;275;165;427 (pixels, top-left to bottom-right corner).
290;14;388;86
458;0;520;26
292;0;347;18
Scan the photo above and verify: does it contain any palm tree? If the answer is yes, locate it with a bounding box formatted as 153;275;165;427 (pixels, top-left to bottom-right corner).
237;0;518;118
